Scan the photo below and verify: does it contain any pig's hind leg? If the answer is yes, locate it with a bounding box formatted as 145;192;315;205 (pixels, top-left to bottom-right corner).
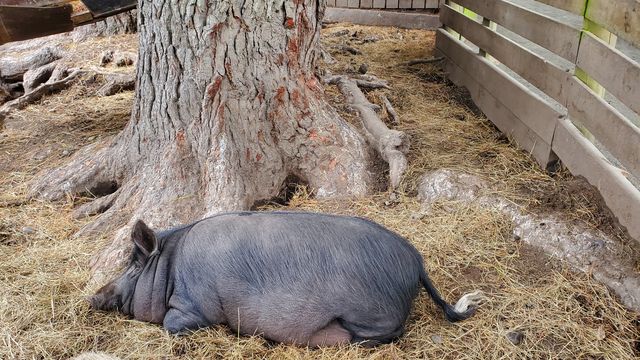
306;320;352;347
338;318;405;347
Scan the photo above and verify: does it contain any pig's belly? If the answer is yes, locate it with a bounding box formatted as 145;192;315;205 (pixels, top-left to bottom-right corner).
220;285;412;344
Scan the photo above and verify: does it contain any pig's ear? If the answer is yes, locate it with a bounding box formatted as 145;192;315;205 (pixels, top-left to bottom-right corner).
131;219;157;260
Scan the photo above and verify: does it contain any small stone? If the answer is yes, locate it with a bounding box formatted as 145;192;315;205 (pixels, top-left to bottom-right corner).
411;212;425;220
330;29;349;37
62;150;71;157
358;63;369;74
21;226;35;234
362;36;379;43
114;52;135;67
87;136;96;141
99;50;114;66
430;334;443;344
506;331;524;345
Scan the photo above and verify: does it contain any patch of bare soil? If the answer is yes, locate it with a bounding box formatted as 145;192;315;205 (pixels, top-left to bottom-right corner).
0;24;638;359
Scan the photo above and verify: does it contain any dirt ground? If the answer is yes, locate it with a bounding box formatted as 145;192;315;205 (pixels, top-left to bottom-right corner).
0;24;639;359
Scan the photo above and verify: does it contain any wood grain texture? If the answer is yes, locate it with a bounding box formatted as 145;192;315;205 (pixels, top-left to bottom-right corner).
552;118;640;240
436;29;561;144
440;5;571;103
566;77;640;178
451;0;581;61
586;0;640;49
576;31;640;115
534;0;585;14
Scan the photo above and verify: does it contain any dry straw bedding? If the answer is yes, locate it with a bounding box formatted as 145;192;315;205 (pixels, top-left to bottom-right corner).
0;25;638;359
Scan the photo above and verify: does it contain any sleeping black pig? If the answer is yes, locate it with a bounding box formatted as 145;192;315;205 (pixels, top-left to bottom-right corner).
89;211;484;347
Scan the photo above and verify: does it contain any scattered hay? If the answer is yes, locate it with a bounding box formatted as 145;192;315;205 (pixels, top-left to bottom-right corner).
0;25;638;359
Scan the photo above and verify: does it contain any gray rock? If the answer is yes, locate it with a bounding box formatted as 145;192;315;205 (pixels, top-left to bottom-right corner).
506;330;524;345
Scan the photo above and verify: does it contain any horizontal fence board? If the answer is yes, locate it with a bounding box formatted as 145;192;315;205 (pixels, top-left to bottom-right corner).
440;5;571;103
577;32;640;115
534;0;585;14
446;58;557;167
324;7;441;28
451;0;581;61
437;29;558;167
436;29;561;144
586;0;640;49
553;118;640;240
566;77;640;178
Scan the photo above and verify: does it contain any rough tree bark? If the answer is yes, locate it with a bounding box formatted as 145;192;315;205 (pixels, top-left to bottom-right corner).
32;0;374;282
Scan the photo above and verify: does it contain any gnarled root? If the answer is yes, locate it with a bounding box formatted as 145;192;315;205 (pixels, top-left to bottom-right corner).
326;75;409;190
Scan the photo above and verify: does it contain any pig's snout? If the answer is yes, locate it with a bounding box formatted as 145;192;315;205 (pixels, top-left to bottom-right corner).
87;283;121;311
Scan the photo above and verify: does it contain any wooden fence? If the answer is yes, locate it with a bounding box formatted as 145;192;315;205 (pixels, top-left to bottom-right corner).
328;0;440;9
325;0;442;29
437;0;640;241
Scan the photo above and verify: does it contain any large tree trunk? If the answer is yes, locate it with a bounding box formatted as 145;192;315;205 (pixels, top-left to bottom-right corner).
73;10;138;39
32;0;374;282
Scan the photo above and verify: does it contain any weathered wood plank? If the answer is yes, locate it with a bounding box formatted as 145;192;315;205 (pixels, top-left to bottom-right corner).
566;77;640;178
426;0;439;8
360;0;373;7
534;0;585;14
576;32;640;116
440;5;571;103
347;0;360;8
413;0;426;9
372;0;385;7
336;0;349;8
450;0;581;61
77;0;135;17
553;118;640;241
399;0;412;8
327;0;337;7
0;4;74;44
436;29;561;144
445;57;557;168
586;0;640;49
324;7;441;29
386;0;399;8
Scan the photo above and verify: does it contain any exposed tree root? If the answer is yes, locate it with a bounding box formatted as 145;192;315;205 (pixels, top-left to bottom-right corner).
324;74;390;90
380;95;399;125
326;75;409;190
96;73;135;96
0;69;87;124
22;62;62;93
333;44;362;55
0;46;62;82
400;56;445;66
